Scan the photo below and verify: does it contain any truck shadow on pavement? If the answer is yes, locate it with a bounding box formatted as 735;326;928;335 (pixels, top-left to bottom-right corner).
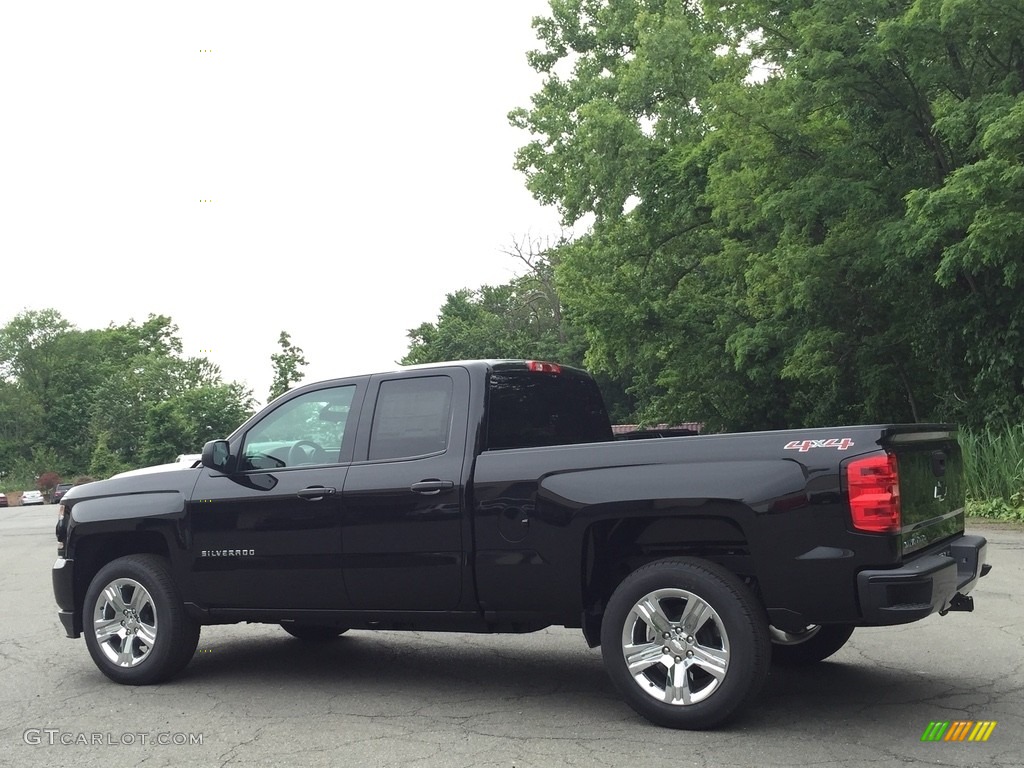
162;627;987;730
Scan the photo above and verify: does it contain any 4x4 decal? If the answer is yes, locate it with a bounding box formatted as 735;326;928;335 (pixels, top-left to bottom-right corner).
784;438;855;452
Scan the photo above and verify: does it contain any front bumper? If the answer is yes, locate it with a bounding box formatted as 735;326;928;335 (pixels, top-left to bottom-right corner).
857;535;988;625
52;557;80;638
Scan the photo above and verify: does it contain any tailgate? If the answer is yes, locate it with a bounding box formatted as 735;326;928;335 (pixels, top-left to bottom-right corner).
882;427;965;557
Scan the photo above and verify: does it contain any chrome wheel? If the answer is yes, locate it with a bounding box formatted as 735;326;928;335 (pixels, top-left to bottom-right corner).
92;577;158;668
83;555;200;685
620;587;731;706
602;559;769;729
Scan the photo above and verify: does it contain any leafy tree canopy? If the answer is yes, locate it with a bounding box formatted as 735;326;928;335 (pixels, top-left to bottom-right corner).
0;310;255;485
268;331;309;403
502;0;1024;431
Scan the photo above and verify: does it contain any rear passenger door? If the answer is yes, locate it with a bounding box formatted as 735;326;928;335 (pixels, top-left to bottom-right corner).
341;368;469;610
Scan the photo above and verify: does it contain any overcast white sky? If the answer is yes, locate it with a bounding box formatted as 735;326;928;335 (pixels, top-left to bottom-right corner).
2;1;567;405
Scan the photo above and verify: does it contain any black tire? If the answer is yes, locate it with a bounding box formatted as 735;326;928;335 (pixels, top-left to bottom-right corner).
82;555;200;685
600;558;770;730
280;624;348;641
769;624;855;666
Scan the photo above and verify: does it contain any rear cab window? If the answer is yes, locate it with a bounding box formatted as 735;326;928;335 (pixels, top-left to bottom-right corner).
485;367;613;450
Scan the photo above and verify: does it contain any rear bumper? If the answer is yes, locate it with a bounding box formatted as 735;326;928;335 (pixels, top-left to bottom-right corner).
857;535;988;625
52;557;80;638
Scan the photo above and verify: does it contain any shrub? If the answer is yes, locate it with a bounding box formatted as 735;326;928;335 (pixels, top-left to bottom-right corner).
37;471;61;499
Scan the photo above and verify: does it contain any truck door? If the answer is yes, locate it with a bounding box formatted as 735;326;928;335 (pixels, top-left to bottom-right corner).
341;369;469;610
188;381;362;609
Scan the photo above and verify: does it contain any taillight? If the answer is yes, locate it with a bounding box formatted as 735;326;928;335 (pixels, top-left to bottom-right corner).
56;504;68;550
846;453;901;533
526;361;562;374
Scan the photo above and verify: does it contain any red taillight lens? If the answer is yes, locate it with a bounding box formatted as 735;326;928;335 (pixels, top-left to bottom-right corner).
526;361;562;374
846;453;901;533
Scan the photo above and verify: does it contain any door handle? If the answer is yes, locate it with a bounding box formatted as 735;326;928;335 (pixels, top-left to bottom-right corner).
410;480;454;495
297;486;336;501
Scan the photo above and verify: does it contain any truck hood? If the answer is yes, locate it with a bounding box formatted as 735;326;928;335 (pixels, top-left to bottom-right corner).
61;462;203;505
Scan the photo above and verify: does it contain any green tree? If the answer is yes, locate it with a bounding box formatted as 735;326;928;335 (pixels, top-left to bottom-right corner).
89;431;129;479
90;352;254;467
2;446;62;492
403;237;636;421
510;0;764;428
0;381;45;472
173;382;255;445
0;308;72;388
140;400;191;466
268;331;308;402
404;236;579;365
509;0;1024;430
0;310;254;474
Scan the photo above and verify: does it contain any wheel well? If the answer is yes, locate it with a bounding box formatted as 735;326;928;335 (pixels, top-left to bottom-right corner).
580;513;756;647
71;532;171;633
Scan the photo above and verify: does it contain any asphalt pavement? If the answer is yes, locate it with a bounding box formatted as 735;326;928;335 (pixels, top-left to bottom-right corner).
1;504;1020;768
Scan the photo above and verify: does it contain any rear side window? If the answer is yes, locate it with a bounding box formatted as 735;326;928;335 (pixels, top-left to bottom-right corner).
486;372;612;450
369;376;454;461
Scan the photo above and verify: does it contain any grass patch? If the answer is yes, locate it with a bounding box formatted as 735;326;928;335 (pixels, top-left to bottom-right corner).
959;425;1024;521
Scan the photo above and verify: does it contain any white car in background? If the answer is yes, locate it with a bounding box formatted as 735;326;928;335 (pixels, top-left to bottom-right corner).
21;490;45;506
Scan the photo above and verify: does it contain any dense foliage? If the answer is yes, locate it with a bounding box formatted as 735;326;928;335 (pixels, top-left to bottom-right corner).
492;0;1023;432
0;310;254;487
960;425;1024;520
404;240;575;365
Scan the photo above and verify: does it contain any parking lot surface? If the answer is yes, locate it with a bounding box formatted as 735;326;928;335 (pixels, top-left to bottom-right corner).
1;505;1020;767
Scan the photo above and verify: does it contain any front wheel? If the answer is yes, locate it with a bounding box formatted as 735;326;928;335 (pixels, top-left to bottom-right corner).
83;555;200;685
600;558;770;730
769;624;855;666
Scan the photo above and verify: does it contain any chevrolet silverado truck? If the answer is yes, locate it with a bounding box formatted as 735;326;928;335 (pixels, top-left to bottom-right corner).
52;360;989;729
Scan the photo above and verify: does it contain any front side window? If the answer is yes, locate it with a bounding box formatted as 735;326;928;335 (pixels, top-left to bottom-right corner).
368;376;453;461
241;385;356;470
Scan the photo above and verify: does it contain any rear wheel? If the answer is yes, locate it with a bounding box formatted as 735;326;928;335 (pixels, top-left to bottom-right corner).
769;624;855;666
280;624;348;641
83;555;200;685
600;558;770;730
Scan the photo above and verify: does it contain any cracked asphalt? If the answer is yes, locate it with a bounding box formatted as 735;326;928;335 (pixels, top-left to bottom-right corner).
1;505;1020;768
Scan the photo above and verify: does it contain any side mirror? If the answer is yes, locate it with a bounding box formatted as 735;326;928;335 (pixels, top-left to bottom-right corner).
202;439;234;473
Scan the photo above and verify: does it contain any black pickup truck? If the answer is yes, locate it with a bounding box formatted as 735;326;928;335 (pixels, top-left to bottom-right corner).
52;360;989;729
